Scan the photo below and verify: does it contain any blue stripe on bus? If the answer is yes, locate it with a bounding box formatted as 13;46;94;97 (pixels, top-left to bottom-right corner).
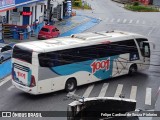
50;56;118;80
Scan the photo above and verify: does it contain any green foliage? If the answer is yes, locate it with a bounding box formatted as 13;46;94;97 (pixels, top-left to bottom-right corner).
84;3;91;9
125;4;159;12
72;0;91;9
74;2;80;7
133;2;140;6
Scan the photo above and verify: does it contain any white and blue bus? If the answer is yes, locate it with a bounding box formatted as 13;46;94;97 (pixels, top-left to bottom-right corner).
12;31;150;95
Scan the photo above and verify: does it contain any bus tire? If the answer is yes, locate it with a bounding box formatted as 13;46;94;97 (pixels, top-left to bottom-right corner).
129;64;137;75
65;78;77;92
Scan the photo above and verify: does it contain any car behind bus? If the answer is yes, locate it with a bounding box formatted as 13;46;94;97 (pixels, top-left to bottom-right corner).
38;25;60;40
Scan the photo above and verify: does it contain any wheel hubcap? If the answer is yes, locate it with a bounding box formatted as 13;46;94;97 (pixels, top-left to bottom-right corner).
67;82;74;90
131;68;135;72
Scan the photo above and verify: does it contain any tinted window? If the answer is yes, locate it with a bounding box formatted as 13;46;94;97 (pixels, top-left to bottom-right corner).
39;52;63;67
38;40;138;67
113;40;138;54
41;28;49;32
13;46;32;64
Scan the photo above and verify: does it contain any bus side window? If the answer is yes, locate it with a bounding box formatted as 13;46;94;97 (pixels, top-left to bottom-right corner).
116;40;138;54
52;52;59;66
77;46;97;61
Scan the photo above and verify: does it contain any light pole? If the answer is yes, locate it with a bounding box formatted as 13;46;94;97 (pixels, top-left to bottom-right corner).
0;16;4;43
47;0;51;23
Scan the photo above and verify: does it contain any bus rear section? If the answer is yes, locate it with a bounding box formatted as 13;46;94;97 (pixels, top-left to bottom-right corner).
12;45;38;94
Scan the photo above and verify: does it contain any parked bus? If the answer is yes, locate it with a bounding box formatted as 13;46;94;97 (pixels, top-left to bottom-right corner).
12;31;151;94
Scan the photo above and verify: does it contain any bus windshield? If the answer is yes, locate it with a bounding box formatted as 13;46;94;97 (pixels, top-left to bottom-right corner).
136;38;150;58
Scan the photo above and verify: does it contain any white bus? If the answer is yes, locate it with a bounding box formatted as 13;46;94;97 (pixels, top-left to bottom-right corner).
12;31;150;95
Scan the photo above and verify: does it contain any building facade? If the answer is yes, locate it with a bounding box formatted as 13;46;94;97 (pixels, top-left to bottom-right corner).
0;0;72;40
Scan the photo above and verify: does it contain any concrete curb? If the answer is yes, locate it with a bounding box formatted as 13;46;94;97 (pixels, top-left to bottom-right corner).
83;18;101;33
111;0;129;4
60;17;101;37
57;15;91;34
0;75;11;85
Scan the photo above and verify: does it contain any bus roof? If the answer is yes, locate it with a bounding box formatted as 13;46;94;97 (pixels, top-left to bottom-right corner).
15;31;147;53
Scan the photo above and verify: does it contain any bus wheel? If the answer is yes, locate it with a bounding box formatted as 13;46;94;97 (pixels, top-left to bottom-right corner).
129;64;137;75
65;78;77;92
